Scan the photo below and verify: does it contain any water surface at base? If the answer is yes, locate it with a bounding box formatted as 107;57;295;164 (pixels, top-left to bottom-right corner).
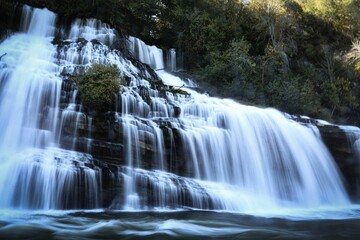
1;210;360;240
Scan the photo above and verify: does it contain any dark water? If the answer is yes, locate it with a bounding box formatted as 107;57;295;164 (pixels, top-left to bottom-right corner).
1;209;360;240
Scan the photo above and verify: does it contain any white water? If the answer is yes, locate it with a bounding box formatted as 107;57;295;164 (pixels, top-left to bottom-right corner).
128;36;164;70
0;6;58;152
166;48;176;72
0;7;100;209
0;5;353;213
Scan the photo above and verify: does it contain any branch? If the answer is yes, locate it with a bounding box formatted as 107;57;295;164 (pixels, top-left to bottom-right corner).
0;53;6;61
176;84;185;90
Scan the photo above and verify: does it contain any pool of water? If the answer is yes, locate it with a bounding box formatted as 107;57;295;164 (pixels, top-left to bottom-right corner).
1;208;360;239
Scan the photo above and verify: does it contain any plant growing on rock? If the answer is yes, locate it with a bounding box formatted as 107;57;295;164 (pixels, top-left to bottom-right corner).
70;64;122;114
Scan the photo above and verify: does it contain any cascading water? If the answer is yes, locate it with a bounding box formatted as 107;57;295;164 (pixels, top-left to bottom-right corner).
0;6;100;209
128;36;164;70
0;5;353;213
173;98;349;210
0;6;58;152
166;48;176;72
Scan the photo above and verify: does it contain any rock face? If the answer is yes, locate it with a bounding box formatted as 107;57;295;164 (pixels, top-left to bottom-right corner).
291;115;360;200
53;40;204;208
54;47;360;205
57;71;360;206
318;125;360;200
58;80;190;174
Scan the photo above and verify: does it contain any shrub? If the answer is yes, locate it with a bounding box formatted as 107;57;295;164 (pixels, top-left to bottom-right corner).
71;64;121;113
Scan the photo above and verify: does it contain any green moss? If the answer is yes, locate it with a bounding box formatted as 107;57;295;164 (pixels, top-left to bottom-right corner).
167;87;190;96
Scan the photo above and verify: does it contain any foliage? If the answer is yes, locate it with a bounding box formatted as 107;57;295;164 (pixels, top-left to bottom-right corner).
70;64;121;114
195;38;258;100
296;0;360;37
248;0;288;49
346;40;360;74
13;0;360;124
321;77;358;116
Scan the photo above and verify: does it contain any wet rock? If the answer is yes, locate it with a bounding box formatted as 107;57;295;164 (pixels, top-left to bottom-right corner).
290;115;360;200
317;125;360;200
127;57;160;82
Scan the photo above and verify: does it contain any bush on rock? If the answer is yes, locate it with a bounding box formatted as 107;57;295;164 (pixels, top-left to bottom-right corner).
71;64;121;114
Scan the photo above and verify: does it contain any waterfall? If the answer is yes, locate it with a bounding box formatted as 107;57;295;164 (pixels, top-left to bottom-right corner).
0;6;58;152
128;36;164;70
166;48;176;72
68;19;116;46
0;5;352;212
172;96;349;209
0;6;100;209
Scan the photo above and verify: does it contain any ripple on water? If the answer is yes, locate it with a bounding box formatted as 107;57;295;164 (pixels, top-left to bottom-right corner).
1;209;360;240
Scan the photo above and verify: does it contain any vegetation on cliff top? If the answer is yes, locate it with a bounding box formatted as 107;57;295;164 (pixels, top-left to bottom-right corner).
2;0;360;124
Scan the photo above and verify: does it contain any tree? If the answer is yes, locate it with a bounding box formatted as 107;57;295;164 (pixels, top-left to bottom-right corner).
320;44;336;83
297;0;360;37
321;77;358;117
248;0;290;50
248;0;297;73
345;40;360;73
